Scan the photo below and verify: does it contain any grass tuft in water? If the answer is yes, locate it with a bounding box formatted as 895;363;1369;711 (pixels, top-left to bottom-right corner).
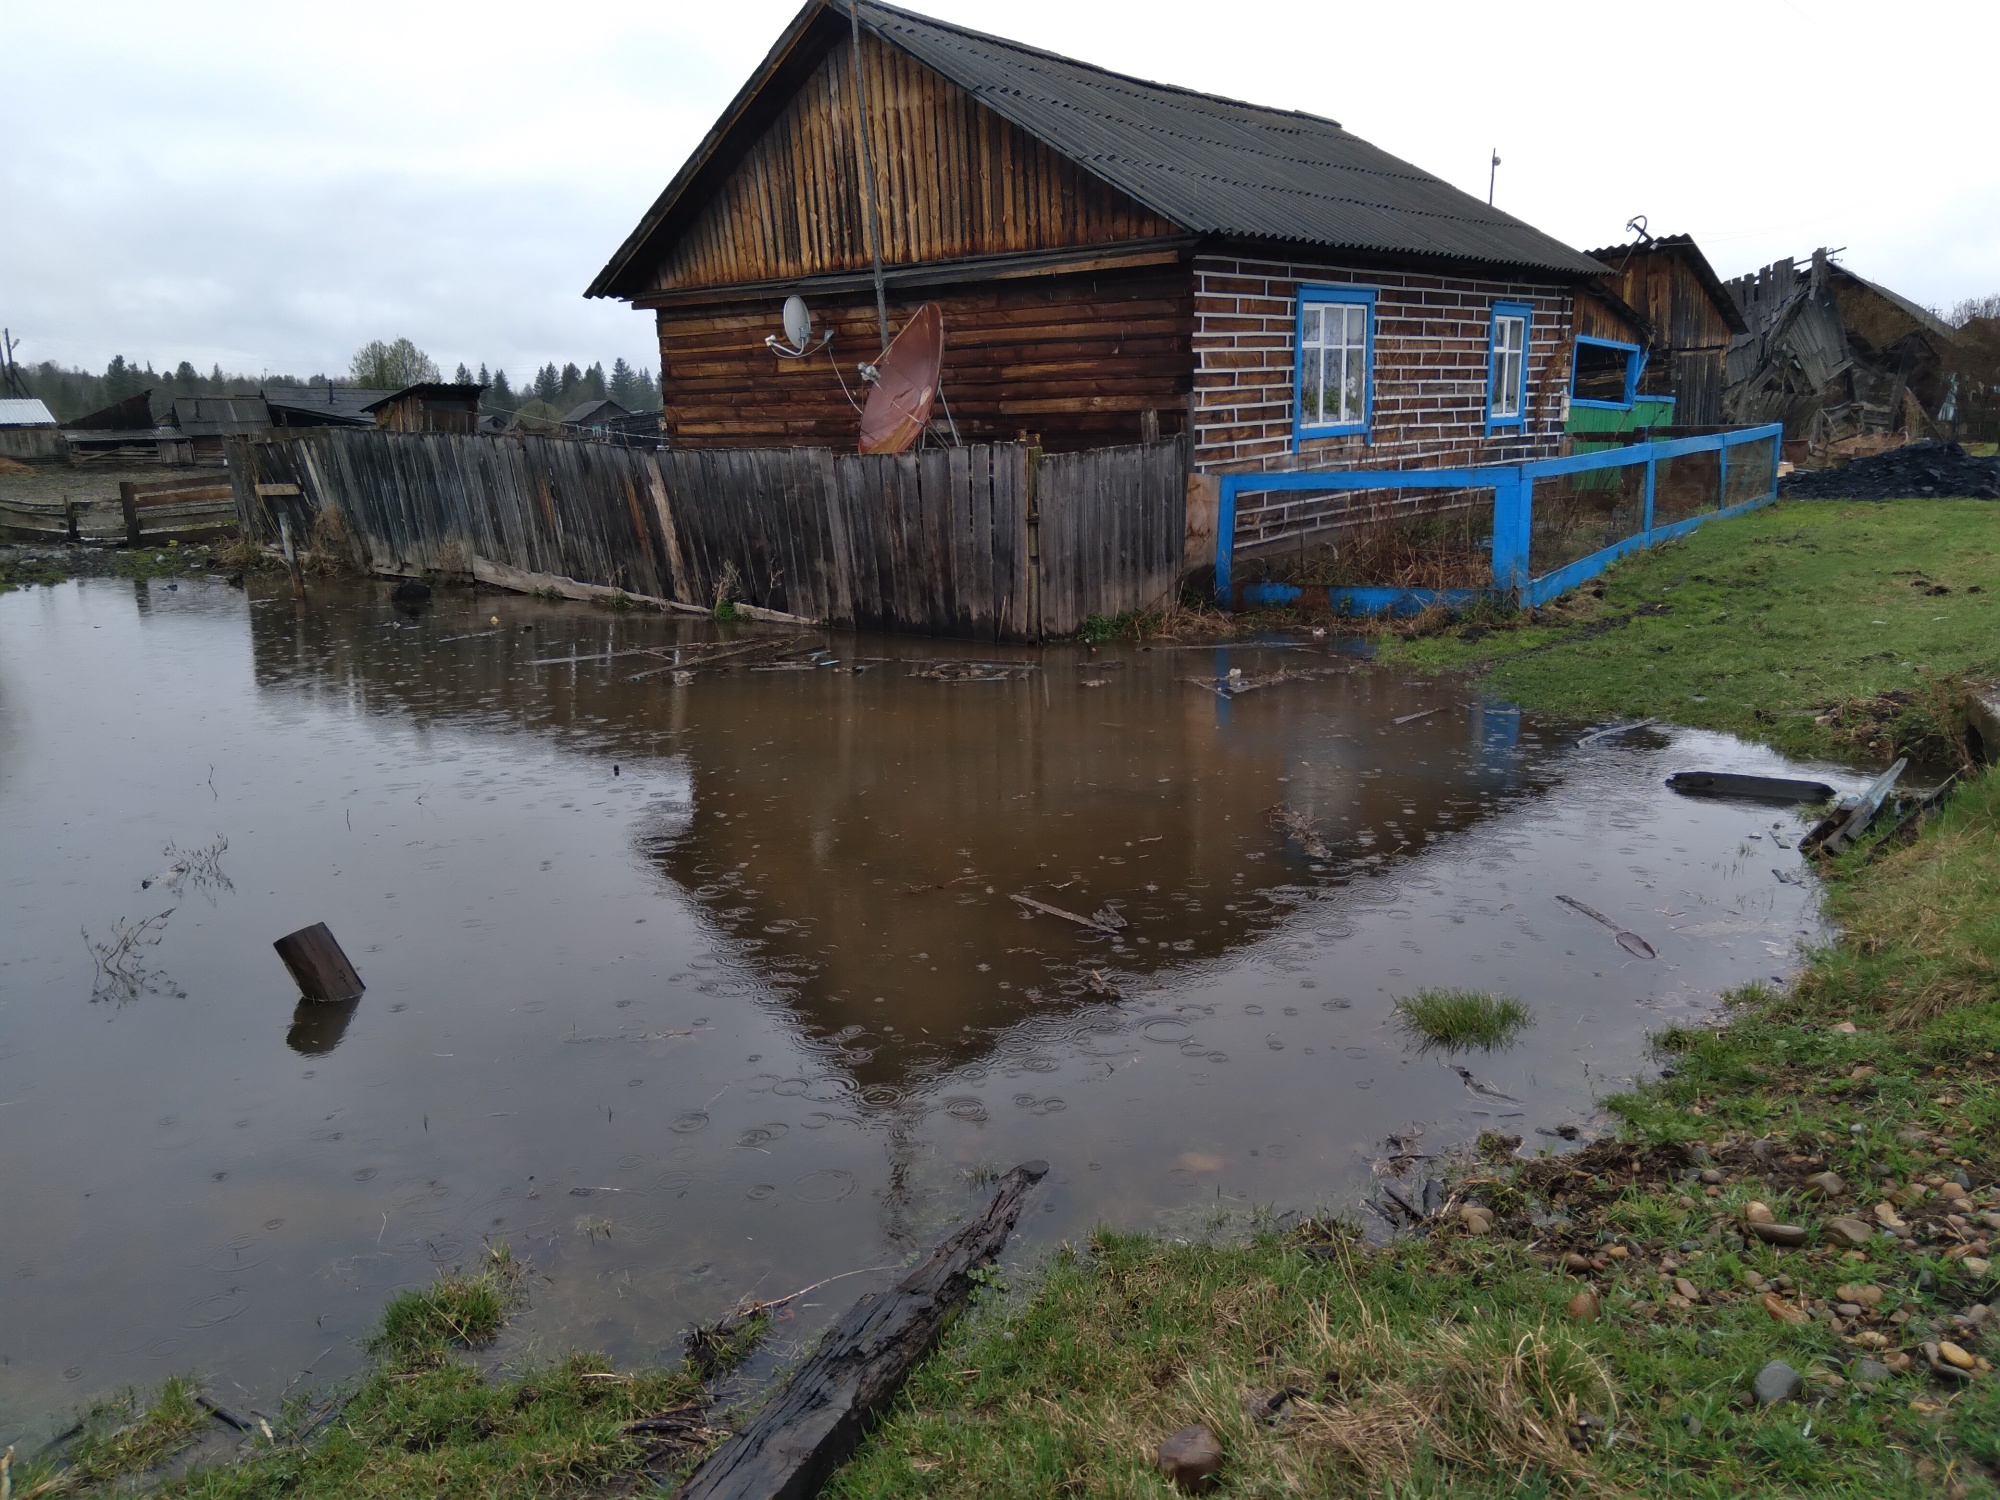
1394;989;1533;1051
12;1374;209;1495
370;1258;513;1363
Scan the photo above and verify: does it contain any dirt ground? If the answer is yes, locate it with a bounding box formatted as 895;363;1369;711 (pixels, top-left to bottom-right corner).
0;463;211;506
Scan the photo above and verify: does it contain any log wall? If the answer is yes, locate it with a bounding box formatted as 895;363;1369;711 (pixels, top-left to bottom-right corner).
227;429;1186;642
656;261;1195;454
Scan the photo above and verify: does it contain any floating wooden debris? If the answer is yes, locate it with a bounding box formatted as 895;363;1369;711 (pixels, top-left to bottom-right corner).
1813;757;1908;856
1666;771;1837;803
273;922;365;1002
1577;717;1655;746
1010;893;1124;934
1554;895;1657;960
676;1161;1048;1500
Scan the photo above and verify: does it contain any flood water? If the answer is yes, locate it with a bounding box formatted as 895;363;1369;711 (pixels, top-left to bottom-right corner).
0;575;1861;1440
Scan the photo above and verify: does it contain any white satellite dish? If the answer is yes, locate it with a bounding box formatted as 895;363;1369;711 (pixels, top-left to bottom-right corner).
765;294;829;360
782;295;813;350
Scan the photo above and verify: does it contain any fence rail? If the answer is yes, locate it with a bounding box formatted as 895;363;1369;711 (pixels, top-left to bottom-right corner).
227;428;1186;641
1217;424;1784;614
0;473;237;547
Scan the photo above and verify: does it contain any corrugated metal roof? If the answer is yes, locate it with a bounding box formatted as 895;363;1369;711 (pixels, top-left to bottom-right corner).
171;396;272;437
0;398;58;427
856;0;1601;275
360;383;485;413
591;0;1604;297
266;387;396;425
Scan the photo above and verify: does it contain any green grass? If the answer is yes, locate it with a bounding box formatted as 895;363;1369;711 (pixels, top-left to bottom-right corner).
10;1376;208;1496
1394;989;1534;1051
1381;498;2000;763
18;1252;710;1499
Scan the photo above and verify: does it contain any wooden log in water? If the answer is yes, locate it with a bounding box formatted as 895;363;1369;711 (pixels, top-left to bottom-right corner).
677;1160;1049;1500
273;922;365;1002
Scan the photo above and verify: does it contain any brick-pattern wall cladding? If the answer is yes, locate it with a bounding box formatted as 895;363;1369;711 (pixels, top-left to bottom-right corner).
1191;252;1578;554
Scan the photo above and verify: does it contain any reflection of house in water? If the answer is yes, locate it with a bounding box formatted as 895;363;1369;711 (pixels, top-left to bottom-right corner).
244;590;1554;1094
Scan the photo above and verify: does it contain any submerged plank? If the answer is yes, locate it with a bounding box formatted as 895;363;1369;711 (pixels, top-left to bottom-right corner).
1666;771;1837;804
677;1161;1048;1500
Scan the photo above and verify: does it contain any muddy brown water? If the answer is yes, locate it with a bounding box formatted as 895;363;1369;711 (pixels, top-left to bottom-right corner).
0;576;1861;1441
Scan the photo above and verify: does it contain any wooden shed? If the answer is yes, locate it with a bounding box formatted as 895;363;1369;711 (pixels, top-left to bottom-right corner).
590;0;1607;496
1575;234;1747;426
364;382;484;435
0;398;67;464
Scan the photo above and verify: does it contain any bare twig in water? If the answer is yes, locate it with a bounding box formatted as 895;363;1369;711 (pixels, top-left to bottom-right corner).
1011;893;1123;934
145;835;231;897
83;908;177;1001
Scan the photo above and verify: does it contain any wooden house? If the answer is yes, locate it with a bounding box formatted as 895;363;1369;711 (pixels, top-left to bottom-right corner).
590;0;1608;535
364;383;484;435
1575;233;1747;427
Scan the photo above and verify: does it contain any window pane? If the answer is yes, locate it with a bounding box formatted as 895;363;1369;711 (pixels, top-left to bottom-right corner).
1299;298;1370;428
1300;335;1322;424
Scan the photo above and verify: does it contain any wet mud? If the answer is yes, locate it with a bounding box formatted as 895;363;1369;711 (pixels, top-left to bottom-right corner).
0;577;1863;1439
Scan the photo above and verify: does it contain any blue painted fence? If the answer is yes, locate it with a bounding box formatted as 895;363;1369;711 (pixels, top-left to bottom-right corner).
1218;424;1783;615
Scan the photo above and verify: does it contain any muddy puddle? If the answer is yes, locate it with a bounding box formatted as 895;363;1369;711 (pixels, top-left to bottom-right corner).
0;575;1864;1439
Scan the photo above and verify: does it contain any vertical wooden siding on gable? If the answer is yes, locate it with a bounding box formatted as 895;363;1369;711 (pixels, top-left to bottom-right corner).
653;30;1181;293
656;263;1196;452
1590;250;1738;424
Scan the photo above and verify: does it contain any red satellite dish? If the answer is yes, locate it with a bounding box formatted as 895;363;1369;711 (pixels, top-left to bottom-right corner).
858;304;944;455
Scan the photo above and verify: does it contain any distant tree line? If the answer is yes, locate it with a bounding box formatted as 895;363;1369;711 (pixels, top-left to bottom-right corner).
18;339;661;423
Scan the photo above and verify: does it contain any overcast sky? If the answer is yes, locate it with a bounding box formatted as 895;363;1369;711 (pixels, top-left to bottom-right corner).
4;1;1994;382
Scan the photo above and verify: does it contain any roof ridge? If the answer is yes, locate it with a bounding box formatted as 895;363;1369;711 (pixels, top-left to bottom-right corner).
853;0;1344;130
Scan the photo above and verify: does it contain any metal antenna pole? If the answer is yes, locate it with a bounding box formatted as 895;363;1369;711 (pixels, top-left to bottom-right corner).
1488;149;1500;206
849;0;890;353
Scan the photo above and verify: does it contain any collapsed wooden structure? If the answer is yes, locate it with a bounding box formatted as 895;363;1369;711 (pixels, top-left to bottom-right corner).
1724;249;1962;457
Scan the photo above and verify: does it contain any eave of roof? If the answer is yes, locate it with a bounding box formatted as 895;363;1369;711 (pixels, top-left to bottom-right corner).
590;0;1602;298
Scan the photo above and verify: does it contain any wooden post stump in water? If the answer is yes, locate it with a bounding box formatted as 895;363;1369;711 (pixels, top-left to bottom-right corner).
677;1160;1049;1500
273;923;364;1002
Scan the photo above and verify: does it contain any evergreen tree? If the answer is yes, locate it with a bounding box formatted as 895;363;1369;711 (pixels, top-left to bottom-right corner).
477;363;490;387
533;363;560;403
583;362;607;402
557;362;583;405
102;356;145;403
608;357;638;409
454;362;473;384
490;369;515;409
209;363;224;390
172;360;199;392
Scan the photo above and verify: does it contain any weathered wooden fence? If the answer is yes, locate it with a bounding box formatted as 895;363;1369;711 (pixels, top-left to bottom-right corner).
226;429;1186;640
0;473;237;547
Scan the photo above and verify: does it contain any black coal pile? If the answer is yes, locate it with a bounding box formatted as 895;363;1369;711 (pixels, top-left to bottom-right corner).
1781;440;2000;501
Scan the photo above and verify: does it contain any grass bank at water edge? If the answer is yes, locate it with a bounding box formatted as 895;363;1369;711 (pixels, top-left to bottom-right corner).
1382;498;2000;767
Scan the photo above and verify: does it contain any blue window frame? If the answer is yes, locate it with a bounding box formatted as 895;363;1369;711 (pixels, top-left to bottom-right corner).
1571;335;1646;411
1294;285;1375;443
1487;301;1531;431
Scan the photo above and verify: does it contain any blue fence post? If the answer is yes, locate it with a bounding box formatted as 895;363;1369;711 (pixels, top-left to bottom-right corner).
1643;452;1657;537
1767;431;1782;502
1489;470;1529;602
1214;474;1239;610
1718;442;1729;514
